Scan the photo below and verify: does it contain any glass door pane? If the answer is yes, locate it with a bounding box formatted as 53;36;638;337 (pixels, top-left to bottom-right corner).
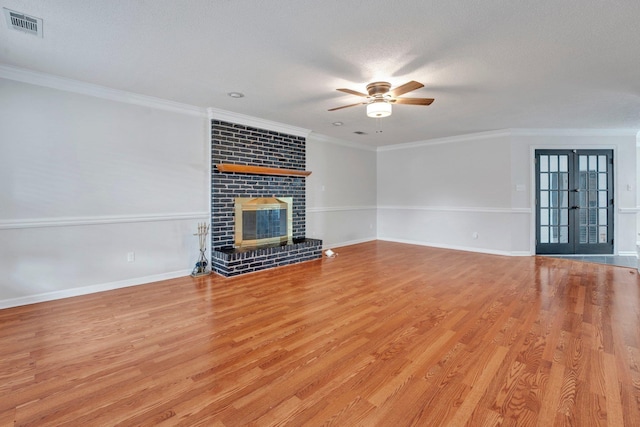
575;153;612;251
537;152;570;251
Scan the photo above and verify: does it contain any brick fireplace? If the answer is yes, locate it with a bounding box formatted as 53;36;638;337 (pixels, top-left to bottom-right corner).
210;120;322;276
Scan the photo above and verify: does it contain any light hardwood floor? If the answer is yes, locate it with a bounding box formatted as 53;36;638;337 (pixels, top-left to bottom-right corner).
1;241;639;426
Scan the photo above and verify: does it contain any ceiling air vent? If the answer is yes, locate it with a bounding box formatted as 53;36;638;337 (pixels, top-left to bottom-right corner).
4;8;43;37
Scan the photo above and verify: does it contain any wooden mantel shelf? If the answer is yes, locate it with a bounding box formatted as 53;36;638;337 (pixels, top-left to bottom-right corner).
216;164;312;177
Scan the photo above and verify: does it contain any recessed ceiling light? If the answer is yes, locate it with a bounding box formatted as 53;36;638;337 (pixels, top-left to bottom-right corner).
332;121;343;126
227;92;244;98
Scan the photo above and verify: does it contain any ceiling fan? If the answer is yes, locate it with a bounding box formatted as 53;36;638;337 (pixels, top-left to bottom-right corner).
328;81;434;118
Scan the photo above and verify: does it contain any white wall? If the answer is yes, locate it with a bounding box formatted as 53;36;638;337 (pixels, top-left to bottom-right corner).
377;132;518;254
0;78;209;308
306;134;377;249
377;130;638;256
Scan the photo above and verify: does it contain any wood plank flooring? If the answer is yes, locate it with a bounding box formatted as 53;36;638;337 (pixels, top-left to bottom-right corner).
1;241;639;426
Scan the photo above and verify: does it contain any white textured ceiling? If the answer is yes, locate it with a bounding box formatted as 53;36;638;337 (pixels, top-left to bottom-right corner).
1;0;639;146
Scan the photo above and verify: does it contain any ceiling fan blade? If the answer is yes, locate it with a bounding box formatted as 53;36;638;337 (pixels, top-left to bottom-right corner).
388;81;424;97
392;97;435;105
337;88;369;97
328;102;366;111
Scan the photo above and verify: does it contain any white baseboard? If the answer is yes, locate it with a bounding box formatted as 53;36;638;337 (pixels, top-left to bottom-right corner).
0;269;191;310
377;237;531;257
510;251;532;256
325;237;377;250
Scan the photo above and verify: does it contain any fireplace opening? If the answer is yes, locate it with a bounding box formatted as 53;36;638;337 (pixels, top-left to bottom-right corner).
234;197;293;248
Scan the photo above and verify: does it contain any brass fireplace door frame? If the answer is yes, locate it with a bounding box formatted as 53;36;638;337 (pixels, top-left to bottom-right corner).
234;197;293;248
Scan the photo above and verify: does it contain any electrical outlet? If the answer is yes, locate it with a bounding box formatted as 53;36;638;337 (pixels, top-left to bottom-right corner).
472;232;479;240
127;252;135;263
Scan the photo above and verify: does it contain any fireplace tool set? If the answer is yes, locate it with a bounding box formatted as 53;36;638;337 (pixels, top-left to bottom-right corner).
191;222;210;277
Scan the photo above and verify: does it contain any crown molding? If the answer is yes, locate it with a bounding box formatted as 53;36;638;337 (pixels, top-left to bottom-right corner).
377;129;513;152
307;132;377;152
0;64;206;117
508;128;640;137
207;107;310;138
378;128;640;152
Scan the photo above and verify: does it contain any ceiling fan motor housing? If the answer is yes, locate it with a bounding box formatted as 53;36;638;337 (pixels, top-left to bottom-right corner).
366;82;391;97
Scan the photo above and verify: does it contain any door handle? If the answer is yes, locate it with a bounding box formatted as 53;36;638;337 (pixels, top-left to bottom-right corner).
570;206;580;210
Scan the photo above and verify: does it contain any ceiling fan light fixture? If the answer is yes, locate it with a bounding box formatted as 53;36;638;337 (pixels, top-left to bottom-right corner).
366;101;392;118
